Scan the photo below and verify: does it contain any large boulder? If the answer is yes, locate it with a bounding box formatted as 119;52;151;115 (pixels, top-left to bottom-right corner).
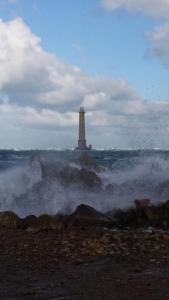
70;204;113;227
73;204;105;218
0;211;22;229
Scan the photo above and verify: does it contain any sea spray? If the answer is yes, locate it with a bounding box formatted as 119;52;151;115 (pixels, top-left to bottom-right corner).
0;151;169;216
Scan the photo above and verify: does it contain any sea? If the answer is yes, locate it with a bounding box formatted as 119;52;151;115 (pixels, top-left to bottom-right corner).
0;149;169;217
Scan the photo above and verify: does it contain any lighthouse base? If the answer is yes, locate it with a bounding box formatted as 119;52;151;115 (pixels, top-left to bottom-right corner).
74;144;92;151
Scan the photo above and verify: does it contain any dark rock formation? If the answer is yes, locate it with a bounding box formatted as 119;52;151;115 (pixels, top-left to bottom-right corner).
0;211;22;229
26;214;65;232
3;198;169;232
40;160;102;190
113;208;138;227
78;153;96;169
22;215;37;229
70;204;113;227
59;166;80;186
79;168;102;190
135;199;150;209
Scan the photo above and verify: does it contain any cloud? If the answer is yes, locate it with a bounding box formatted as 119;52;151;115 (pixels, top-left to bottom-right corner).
0;17;169;148
146;22;169;68
101;0;169;18
0;17;140;113
101;0;169;74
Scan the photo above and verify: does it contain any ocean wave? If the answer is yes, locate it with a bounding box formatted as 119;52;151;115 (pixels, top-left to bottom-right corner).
0;152;169;217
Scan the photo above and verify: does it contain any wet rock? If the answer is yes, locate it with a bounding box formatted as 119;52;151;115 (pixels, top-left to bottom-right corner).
22;215;37;229
0;211;22;229
135;199;151;209
74;204;106;219
78;153;96;169
71;204;113;227
113;208;139;227
163;199;169;209
134;202;169;227
40;161;61;179
59;166;80;186
26;214;65;232
80;168;102;190
141;206;166;226
59;166;102;190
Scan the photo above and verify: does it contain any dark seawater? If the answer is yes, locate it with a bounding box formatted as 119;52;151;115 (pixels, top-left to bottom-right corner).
1;149;169;217
1;148;169;169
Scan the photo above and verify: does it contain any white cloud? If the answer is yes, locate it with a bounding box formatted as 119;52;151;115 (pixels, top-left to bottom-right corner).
101;0;169;74
146;22;169;68
101;0;169;18
0;17;169;148
0;17;140;112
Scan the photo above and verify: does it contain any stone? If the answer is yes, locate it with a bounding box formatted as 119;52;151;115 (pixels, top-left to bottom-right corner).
163;199;169;209
135;199;151;209
22;215;37;229
113;208;138;227
79;168;102;190
26;214;64;232
78;153;96;169
71;204;112;227
0;211;22;229
59;166;80;186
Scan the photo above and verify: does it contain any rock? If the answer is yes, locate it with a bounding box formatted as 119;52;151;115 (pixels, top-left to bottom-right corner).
26;214;64;232
141;206;164;225
40;161;61;179
22;215;37;229
136;203;169;227
113;208;138;227
163;199;169;209
71;204;113;227
59;166;102;190
59;166;80;186
74;204;105;218
24;159;103;198
78;153;96;169
80;168;102;190
0;211;22;229
135;199;151;209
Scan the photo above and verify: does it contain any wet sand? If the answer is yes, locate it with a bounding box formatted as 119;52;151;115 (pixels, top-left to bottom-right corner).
0;228;169;299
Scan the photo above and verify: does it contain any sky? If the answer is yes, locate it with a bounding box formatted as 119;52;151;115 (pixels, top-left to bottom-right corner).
0;0;169;149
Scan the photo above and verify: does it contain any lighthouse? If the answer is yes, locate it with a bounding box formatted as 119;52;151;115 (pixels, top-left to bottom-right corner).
75;107;91;150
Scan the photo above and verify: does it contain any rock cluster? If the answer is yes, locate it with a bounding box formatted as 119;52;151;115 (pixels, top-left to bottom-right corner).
1;199;169;231
41;161;102;190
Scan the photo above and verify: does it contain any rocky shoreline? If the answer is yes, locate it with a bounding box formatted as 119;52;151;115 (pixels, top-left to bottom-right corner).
2;197;169;231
